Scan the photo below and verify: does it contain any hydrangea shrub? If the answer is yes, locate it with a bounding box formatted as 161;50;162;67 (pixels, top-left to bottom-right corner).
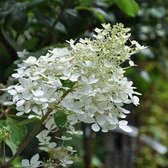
2;23;145;167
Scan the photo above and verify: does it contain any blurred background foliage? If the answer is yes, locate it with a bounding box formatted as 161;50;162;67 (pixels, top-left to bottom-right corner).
0;0;168;168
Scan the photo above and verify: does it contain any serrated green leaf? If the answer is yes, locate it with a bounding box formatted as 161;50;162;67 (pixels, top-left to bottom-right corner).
54;110;67;127
115;0;139;17
4;118;27;154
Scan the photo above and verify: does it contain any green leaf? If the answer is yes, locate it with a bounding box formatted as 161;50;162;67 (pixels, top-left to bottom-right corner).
1;28;20;51
79;0;93;6
54;110;67;127
54;22;67;34
18;117;40;126
115;0;139;17
0;0;15;19
5;9;28;32
0;120;9;141
0;117;27;154
21;37;39;51
7;0;45;12
65;9;78;18
22;0;45;10
76;6;108;22
91;8;108;22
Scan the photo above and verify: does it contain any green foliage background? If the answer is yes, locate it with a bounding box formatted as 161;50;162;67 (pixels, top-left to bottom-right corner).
0;0;168;167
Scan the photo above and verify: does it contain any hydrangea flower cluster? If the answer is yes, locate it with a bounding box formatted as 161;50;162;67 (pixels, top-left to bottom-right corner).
5;23;145;167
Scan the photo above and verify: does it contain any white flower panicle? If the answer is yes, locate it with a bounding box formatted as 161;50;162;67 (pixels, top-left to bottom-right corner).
6;23;145;131
6;23;145;167
62;23;145;133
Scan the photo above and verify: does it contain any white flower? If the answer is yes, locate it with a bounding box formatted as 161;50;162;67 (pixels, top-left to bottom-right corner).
45;117;57;131
23;56;37;64
66;125;83;135
67;39;76;50
22;154;42;168
60;70;81;82
67;114;78;125
37;130;57;152
81;75;99;85
60;157;73;167
132;96;140;106
61;136;72;141
128;60;135;66
91;123;100;132
118;120;132;132
131;40;147;50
